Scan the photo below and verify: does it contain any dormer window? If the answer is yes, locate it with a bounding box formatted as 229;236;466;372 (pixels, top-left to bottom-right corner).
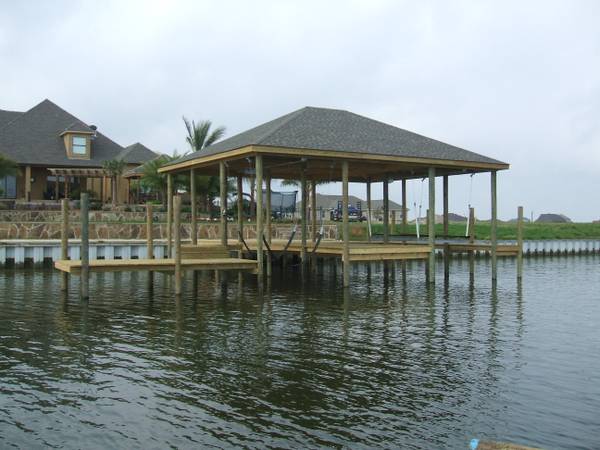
72;136;87;155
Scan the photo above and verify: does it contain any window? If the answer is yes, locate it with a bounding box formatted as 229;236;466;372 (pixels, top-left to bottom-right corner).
72;136;87;155
0;175;16;199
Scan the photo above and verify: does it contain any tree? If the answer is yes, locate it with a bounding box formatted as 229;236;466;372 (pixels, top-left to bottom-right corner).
182;116;226;212
139;154;185;204
183;117;226;151
102;159;127;207
0;154;18;196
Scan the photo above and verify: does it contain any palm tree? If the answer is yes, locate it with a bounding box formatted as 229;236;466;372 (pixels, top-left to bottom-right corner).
183;117;225;151
102;159;127;207
140;154;185;204
0;154;18;197
182;116;226;213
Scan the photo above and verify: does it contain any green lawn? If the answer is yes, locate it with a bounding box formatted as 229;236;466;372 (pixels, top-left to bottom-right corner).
366;222;600;240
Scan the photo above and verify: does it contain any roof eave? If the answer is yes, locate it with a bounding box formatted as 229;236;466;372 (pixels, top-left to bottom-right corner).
158;144;509;174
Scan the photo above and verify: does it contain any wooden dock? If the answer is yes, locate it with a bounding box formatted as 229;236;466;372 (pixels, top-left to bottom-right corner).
227;239;432;262
54;257;258;275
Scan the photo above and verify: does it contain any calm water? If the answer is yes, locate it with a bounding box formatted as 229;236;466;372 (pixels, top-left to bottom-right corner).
0;257;599;449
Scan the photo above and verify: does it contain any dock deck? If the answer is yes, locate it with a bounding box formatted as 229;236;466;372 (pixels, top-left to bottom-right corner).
54;257;258;275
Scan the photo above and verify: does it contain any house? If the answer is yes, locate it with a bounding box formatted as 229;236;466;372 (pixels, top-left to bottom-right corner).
0;99;157;204
296;193;406;221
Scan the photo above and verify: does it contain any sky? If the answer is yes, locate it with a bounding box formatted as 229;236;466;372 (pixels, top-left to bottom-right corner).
1;0;599;221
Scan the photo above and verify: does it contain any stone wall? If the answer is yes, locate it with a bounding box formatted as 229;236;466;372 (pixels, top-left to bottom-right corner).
0;222;339;240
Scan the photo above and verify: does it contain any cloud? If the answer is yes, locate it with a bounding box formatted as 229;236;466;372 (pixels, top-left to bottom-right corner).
1;0;599;220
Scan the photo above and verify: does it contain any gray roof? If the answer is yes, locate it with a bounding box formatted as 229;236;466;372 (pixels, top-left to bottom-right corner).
0;99;148;168
299;193;403;210
117;142;158;164
0;109;23;129
167;106;506;167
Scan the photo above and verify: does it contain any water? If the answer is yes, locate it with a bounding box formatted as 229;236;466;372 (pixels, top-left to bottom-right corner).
0;257;599;449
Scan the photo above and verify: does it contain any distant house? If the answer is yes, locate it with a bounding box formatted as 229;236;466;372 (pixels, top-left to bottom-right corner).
0;99;157;203
536;213;572;223
297;193;406;221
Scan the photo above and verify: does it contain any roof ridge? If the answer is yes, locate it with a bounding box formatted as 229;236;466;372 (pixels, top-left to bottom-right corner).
255;106;310;145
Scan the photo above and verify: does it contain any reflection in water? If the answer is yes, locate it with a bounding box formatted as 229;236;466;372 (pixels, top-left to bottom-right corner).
0;256;599;449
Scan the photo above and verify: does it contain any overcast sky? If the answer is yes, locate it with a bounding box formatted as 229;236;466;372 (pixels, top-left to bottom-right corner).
1;0;598;221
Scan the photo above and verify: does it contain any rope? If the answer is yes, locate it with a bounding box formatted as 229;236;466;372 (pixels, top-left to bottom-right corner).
283;224;297;252
238;231;252;254
415;178;424;239
465;173;474;237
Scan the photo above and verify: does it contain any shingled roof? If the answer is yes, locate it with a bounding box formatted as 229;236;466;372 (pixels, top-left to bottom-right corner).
0;99;155;168
0;109;23;129
117;142;158;164
166;106;507;168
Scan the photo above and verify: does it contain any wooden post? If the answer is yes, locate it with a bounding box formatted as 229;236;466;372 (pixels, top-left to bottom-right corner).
220;161;227;246
443;175;449;238
266;173;272;277
255;155;264;277
342;161;350;288
491;171;498;281
146;203;154;259
55;177;60;201
469;206;475;278
300;165;307;265
60;198;69;290
24;165;31;201
517;206;523;279
402;179;408;232
190;168;197;245
80;193;89;299
366;179;372;243
237;176;244;252
310;180;317;242
428;167;436;284
383;178;389;243
173;195;182;295
167;173;173;258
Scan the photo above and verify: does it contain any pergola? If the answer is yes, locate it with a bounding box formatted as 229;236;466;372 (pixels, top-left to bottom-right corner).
48;167;109;200
159;107;509;286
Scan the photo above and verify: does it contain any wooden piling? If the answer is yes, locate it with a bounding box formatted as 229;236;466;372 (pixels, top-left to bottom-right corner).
220;161;227;246
80;193;89;299
428;168;436;284
146;203;154;259
173;195;182;295
255;155;264;277
491;171;498;281
402;179;408;232
60;198;69;291
310;180;317;242
517;205;524;279
237;176;244;257
190;168;197;246
366;179;372;243
167;173;173;258
266;173;272;277
300;166;307;265
443;175;449;238
469;206;475;278
383;179;389;244
342;161;350;288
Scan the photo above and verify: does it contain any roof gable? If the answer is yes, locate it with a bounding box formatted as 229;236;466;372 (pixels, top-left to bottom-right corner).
0;99;124;167
117;142;158;164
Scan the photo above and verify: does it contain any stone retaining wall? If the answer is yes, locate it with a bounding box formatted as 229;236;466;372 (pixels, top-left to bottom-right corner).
0;222;339;240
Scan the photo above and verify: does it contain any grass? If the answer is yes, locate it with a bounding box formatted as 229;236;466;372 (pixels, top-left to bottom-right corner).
367;222;600;240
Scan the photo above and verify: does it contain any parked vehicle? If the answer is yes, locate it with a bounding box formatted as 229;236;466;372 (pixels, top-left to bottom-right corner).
330;201;366;222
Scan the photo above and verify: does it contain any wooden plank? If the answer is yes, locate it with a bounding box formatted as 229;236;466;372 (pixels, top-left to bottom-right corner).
55;258;257;275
